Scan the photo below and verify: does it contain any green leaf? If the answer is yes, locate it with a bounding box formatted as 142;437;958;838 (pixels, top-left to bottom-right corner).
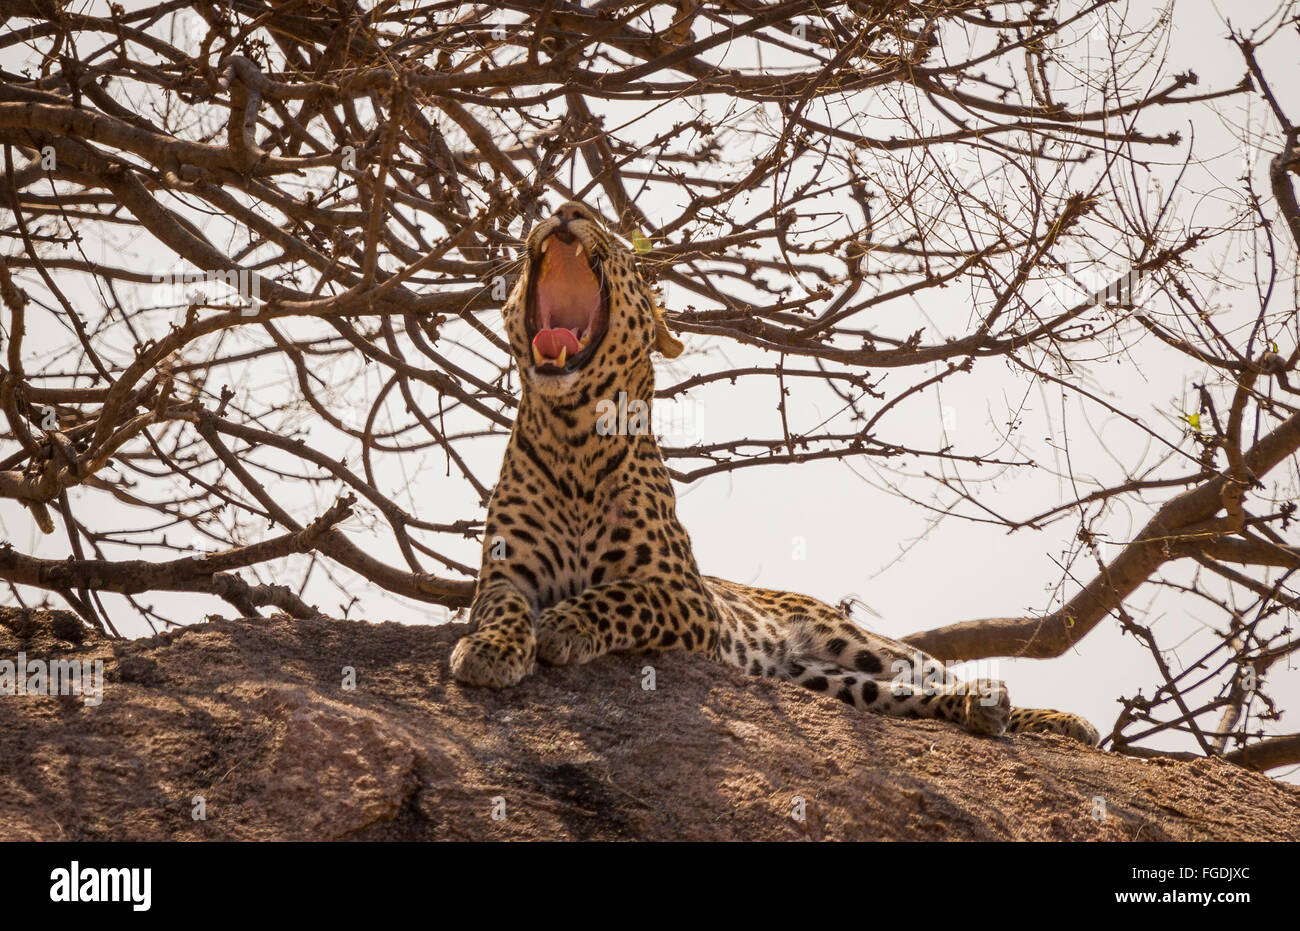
1184;412;1200;432
631;231;651;254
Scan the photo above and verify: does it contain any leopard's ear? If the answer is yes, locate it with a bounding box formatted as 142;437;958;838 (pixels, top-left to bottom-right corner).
652;303;684;358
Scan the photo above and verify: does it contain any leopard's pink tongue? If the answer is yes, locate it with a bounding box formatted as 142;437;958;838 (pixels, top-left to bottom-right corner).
532;327;581;361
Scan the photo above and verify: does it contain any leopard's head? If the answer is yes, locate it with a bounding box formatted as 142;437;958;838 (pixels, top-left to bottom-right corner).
502;201;683;401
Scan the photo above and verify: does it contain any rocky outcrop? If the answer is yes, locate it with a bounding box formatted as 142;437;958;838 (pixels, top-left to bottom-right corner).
1;609;1296;840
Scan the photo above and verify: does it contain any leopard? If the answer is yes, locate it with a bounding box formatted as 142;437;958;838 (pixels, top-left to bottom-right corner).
448;200;1099;747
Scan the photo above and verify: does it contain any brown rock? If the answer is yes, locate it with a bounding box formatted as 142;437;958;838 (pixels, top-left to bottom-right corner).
0;611;1296;840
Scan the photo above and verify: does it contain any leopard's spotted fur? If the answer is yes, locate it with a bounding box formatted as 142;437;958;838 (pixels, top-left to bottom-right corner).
449;201;1099;746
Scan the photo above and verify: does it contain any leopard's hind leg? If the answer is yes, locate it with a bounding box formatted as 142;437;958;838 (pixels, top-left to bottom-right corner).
706;577;1097;744
783;657;1012;736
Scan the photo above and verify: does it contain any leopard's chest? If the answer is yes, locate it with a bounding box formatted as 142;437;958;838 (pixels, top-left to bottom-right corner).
486;466;649;608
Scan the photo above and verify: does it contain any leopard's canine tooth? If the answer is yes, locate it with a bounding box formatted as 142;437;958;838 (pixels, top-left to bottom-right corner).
531;342;545;366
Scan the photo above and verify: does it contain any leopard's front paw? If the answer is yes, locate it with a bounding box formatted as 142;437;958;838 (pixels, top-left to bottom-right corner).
962;678;1011;737
535;611;602;666
449;630;535;688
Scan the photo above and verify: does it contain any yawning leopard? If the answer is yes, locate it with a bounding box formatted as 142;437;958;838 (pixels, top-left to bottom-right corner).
449;201;1099;746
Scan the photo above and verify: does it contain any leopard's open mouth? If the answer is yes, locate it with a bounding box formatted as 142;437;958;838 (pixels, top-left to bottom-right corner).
525;230;609;374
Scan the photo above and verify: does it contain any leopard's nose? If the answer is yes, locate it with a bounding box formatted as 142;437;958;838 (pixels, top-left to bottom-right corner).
552;202;584;242
554;202;585;223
